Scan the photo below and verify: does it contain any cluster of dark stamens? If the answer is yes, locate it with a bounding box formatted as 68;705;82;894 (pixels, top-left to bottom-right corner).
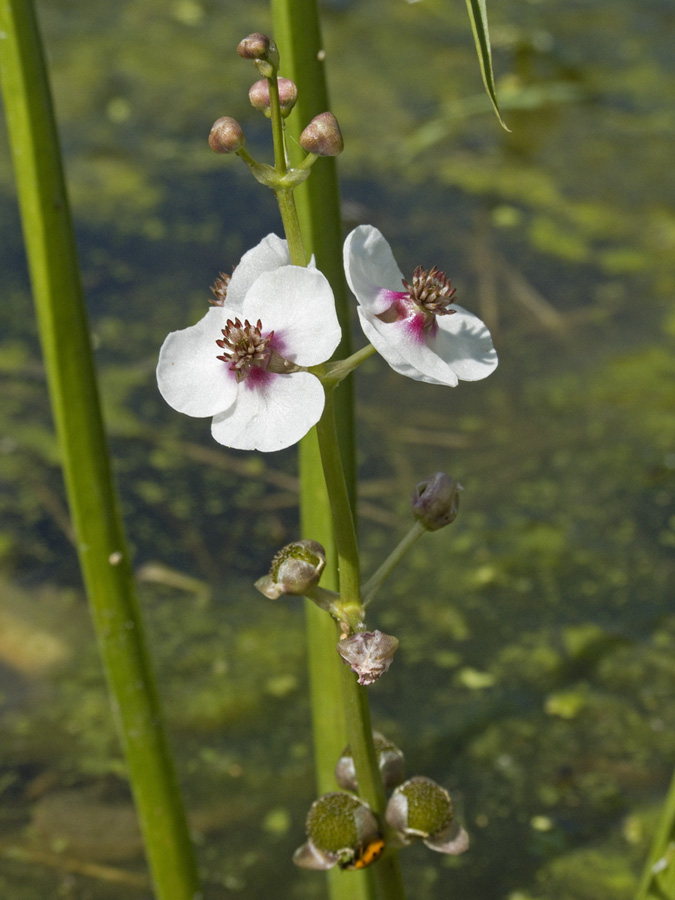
403;266;457;316
216;318;274;381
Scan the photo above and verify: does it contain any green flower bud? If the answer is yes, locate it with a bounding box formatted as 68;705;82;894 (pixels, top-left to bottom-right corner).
411;472;462;531
385;776;469;855
255;540;326;599
299;112;344;157
386;776;451;839
336;630;399;685
208;117;245;154
335;731;405;792
294;792;382;871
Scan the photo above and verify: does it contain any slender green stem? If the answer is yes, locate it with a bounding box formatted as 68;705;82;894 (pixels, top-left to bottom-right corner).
270;1;404;897
267;73;288;174
635;766;675;899
0;2;201;899
362;521;427;607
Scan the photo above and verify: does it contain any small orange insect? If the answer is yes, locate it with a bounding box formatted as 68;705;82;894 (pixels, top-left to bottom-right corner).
342;836;386;870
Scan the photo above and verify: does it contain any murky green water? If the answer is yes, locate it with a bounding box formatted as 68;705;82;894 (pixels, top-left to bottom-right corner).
1;0;674;897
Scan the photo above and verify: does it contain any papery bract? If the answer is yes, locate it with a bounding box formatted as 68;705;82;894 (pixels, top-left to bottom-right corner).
344;225;498;386
157;235;340;452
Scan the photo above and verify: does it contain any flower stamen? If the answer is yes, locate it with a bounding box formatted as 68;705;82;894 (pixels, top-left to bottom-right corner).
216;317;275;382
210;272;232;306
403;266;457;317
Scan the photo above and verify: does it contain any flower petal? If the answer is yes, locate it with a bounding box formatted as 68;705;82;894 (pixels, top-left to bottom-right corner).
344;225;405;315
347;224;498;387
432;307;498;380
357;308;460;386
243;267;341;365
157;306;238;416
211;371;325;452
225;233;292;309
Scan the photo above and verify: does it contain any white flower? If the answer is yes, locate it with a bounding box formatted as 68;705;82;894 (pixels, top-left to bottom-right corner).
157;235;341;452
343;225;498;386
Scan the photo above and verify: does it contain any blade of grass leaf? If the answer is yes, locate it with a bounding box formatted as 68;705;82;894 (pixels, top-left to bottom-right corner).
465;0;510;131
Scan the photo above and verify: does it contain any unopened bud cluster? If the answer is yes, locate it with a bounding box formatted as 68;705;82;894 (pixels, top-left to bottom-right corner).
208;32;343;180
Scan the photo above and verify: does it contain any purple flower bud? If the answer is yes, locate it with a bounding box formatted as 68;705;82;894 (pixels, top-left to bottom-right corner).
411;472;463;531
208;116;245;154
249;78;298;118
336;630;399;685
255;540;326;599
299;112;344;157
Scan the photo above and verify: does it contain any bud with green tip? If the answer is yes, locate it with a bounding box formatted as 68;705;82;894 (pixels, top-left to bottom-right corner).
385;776;469;854
335;731;405;792
411;472;462;531
249;78;298;118
299;112;344;157
255;540;326;600
293;792;382;871
336;630;399;685
208;116;245;154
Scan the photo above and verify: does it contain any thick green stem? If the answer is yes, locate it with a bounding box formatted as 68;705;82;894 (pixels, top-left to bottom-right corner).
0;2;201;899
271;2;405;897
276;188;307;265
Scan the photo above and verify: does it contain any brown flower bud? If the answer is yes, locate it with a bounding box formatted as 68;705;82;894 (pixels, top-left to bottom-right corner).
237;32;272;60
299;112;344;157
208;116;245;154
411;472;462;531
248;78;298;118
236;33;279;76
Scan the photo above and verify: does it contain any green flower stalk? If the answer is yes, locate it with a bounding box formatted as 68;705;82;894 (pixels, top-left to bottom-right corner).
0;1;201;898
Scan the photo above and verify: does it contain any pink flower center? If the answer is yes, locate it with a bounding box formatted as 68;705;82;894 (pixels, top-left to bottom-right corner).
215;318;301;384
377;266;457;336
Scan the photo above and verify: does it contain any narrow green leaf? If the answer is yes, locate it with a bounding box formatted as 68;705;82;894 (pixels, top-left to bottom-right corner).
465;0;510;131
0;2;201;897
